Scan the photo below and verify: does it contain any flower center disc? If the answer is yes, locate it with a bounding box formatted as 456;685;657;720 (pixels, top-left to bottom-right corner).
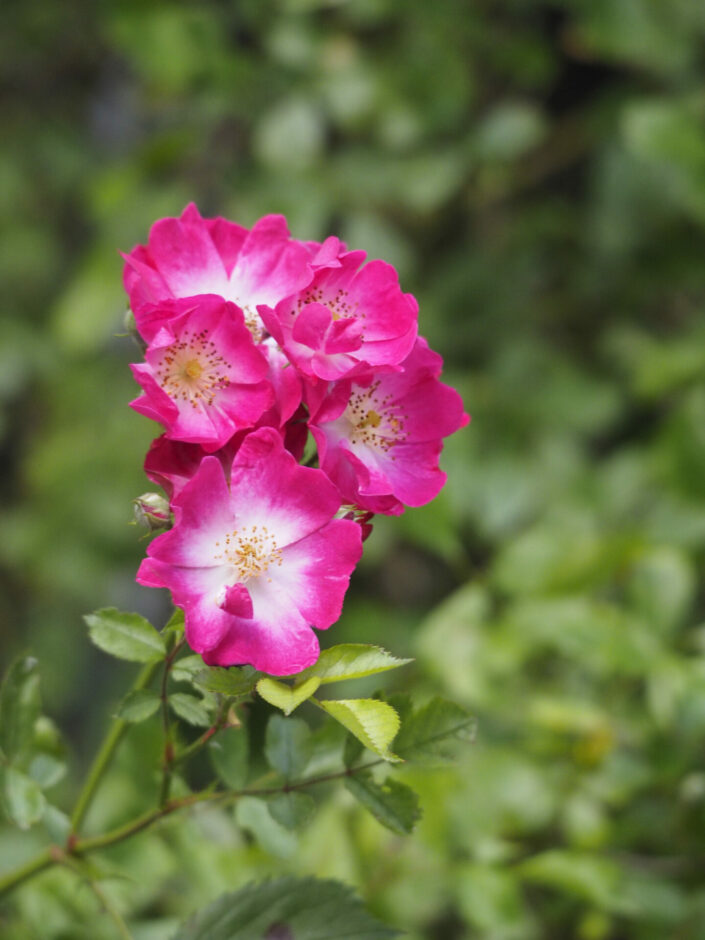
344;383;407;452
155;329;231;408
183;359;202;380
214;525;283;582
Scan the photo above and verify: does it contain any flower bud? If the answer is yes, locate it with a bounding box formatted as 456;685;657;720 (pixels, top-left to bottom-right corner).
342;508;374;542
124;307;147;353
133;492;170;532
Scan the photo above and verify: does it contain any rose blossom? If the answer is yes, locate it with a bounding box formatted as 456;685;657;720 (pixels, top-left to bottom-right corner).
308;337;469;514
123;203;314;343
259;240;418;382
130;295;273;450
136;428;363;675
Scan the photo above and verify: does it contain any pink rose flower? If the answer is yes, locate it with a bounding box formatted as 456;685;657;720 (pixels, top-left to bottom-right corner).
308;338;469;514
137;428;363;675
123;203;313;343
130;296;273;451
260;243;418;382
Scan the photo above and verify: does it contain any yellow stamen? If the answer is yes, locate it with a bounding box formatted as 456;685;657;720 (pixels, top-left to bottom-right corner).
214;525;283;582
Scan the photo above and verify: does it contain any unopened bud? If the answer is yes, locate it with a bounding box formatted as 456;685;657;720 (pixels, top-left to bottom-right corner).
133;493;170;531
342;508;374;542
123;307;147;353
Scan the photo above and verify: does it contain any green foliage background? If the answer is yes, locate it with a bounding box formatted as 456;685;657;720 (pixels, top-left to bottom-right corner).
2;0;705;937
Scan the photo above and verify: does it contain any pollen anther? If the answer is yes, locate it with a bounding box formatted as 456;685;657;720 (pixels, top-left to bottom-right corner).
213;525;282;581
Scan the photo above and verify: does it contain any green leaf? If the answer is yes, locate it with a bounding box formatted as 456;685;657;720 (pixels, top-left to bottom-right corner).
316;699;401;763
2;765;46;829
84;608;166;663
235;797;298;860
27;716;66;789
115;688;161;723
163;608;186;635
265;715;312;780
172;654;205;684
195;666;259;697
267;791;315;830
257;676;321;715
344;732;365;768
209;727;249;789
0;656;41;766
292;644;412;685
307;721;348;777
28;752;66;790
345;774;422;835
392;697;475;763
42;803;71;843
173;875;399;939
170;693;211;727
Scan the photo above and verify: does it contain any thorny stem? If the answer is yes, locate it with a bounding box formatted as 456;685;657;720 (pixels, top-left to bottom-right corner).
69;660;162;837
0;758;384;900
158;636;186;807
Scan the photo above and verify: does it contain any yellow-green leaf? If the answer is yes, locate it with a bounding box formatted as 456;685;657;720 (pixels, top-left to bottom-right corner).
256;676;321;715
315;698;401;762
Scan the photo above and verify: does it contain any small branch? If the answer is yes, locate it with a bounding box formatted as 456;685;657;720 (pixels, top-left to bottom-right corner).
0;847;54;897
158;637;186;807
70;659;162;837
0;756;383;899
77;758;384;851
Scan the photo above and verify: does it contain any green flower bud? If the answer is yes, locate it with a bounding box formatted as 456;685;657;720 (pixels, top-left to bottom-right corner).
133;492;170;532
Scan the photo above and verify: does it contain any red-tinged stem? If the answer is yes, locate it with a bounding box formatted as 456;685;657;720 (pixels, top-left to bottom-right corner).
171;698;227;768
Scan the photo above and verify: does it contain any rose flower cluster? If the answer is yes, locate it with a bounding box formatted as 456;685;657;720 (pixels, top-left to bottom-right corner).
124;205;468;675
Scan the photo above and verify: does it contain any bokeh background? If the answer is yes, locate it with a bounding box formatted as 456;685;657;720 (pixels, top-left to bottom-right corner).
3;1;705;937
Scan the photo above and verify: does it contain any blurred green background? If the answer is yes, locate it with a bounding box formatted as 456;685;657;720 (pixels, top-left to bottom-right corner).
3;0;705;937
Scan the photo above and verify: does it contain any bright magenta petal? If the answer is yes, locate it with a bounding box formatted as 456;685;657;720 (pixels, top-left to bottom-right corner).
228;428;342;546
146;207;230;299
147;457;232;569
273;520;363;628
202;600;320;675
